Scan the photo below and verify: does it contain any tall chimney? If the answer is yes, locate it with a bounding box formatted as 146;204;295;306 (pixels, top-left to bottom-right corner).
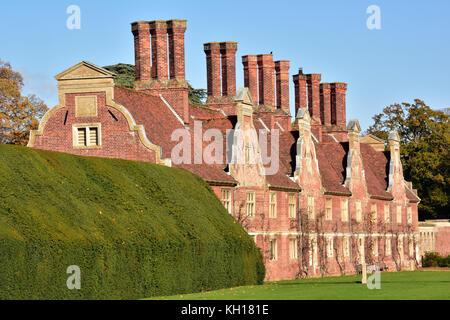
320;83;331;126
149;20;168;80
242;55;258;104
167;20;187;80
220;42;238;97
275;60;290;111
257;54;275;106
306;74;321;123
204;42;221;99
331;83;347;128
131;21;151;81
293;71;308;117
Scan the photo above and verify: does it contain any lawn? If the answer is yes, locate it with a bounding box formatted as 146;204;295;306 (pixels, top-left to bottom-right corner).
150;271;450;300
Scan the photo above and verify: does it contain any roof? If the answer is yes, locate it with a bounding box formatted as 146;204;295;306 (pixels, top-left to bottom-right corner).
114;87;185;160
360;143;393;200
316;142;352;196
113;86;413;198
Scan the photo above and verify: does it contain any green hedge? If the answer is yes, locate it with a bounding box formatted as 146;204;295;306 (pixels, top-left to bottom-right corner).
0;144;265;299
422;252;450;268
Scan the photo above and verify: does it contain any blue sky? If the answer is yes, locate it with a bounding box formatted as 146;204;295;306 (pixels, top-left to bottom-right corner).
1;0;449;130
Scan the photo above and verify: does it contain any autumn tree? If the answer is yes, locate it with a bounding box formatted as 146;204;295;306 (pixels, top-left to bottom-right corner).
366;100;449;220
0;59;48;145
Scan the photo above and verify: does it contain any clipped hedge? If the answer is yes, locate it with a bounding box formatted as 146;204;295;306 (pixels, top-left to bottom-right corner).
0;144;265;299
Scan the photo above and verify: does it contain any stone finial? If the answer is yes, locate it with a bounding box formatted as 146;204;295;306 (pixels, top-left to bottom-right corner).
388;130;400;142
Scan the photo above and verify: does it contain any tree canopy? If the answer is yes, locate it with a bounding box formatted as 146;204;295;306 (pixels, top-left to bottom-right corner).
366;100;449;220
0;59;48;145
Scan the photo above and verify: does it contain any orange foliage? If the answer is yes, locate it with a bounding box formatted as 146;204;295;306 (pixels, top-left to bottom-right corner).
0;59;48;145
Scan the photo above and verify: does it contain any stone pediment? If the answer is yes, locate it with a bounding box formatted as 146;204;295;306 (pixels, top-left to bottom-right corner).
361;134;385;152
361;134;384;144
55;61;115;81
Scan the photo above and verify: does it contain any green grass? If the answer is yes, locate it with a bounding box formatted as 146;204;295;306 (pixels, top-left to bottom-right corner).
0;144;264;299
150;271;450;300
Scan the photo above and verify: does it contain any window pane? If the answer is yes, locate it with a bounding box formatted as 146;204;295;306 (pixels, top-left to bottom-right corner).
89;127;98;146
77;128;86;146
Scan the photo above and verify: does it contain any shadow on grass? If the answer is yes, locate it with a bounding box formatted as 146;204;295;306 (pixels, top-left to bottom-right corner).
273;280;450;286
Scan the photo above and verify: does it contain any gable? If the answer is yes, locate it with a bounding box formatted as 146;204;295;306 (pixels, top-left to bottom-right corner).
55;61;115;81
361;134;385;152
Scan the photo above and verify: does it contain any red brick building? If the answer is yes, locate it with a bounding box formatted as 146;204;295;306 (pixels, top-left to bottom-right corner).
28;19;421;280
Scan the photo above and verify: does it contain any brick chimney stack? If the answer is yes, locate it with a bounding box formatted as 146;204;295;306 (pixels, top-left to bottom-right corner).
330;83;347;128
149;20;168;80
204;42;238;105
275;60;290;111
204;42;222;100
293;70;308;117
220;42;238;97
242;55;258;104
167;20;187;80
257;54;275;106
320;83;331;126
306;74;321;123
132;19;189;124
132;22;151;81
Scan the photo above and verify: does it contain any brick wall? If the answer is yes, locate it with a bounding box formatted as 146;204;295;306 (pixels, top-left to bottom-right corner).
33;92;157;162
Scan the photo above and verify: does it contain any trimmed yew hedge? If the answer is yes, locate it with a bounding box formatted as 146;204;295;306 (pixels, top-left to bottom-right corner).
0;144;265;299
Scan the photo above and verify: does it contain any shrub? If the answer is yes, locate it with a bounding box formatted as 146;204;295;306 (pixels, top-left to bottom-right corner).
0;144;265;299
422;252;449;268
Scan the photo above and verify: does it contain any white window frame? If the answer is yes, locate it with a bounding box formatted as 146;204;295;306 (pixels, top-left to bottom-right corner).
343;237;350;257
370;203;377;223
372;238;379;256
221;188;232;214
246;191;255;217
327;237;334;258
289;238;298;260
307;196;315;220
407;206;412;224
288;193;296;219
384;203;390;223
341;198;348;222
356;200;362;223
398;237;404;259
269;238;278;261
385;238;392;256
72;123;102;149
269;192;277;218
397;204;402;224
325;198;332;221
